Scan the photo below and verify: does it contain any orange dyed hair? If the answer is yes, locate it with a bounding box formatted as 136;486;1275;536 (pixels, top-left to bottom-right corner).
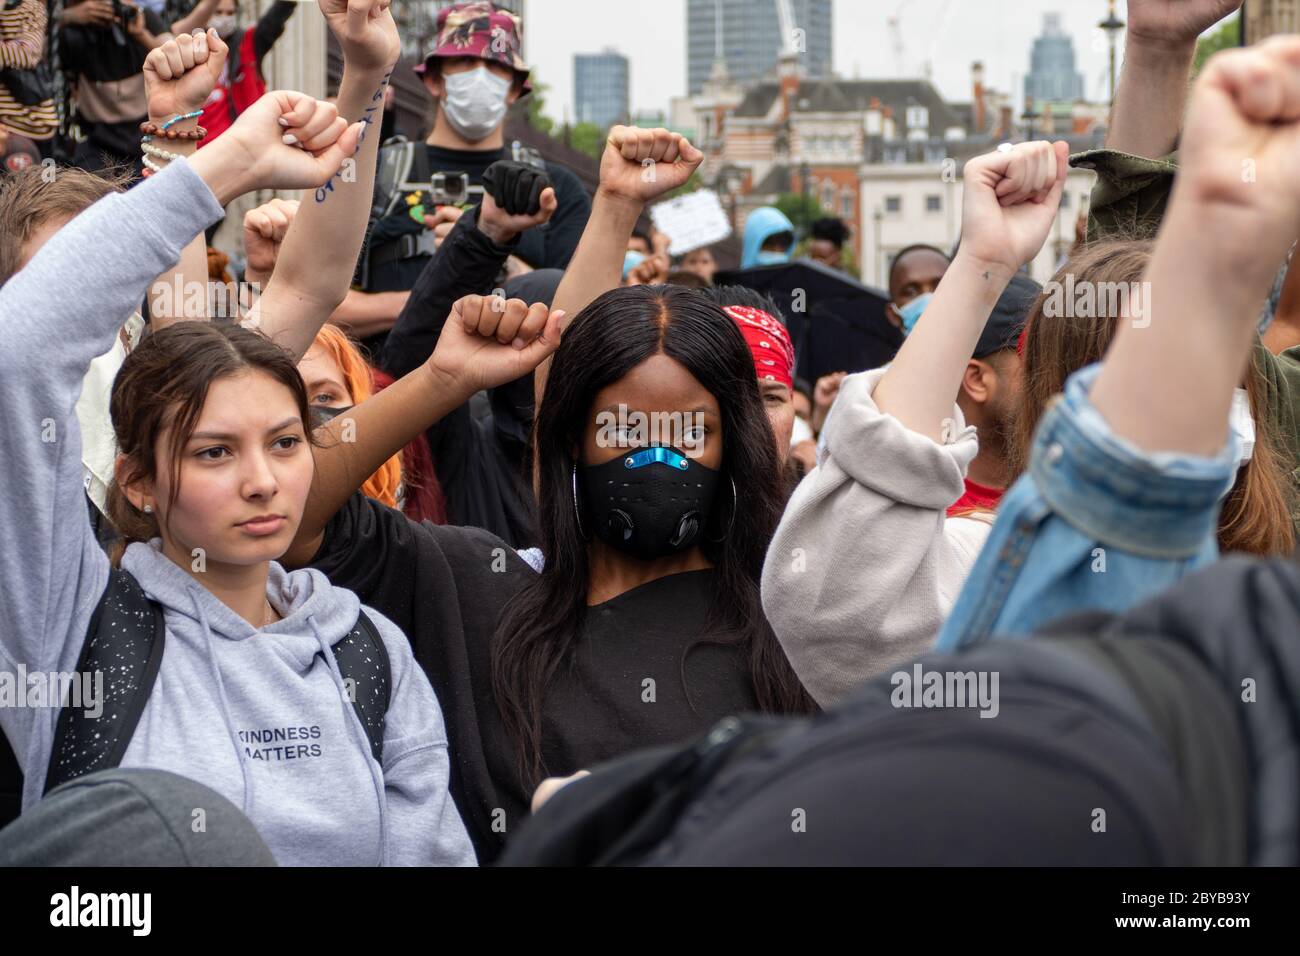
311;324;403;509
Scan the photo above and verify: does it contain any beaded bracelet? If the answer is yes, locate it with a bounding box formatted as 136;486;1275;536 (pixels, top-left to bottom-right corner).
139;110;206;141
142;141;184;165
138;123;207;141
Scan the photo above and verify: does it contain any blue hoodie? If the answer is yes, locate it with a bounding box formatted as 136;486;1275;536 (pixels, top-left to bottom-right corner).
741;206;795;268
0;160;475;867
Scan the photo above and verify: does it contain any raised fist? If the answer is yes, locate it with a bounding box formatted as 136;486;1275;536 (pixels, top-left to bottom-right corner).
597;126;703;205
959;140;1068;274
478;160;558;244
427;293;566;396
1178;37;1300;249
318;0;401;72
243;198;300;285
144;29;228;122
212;91;363;194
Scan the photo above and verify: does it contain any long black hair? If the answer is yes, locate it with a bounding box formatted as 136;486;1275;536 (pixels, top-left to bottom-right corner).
492;285;815;788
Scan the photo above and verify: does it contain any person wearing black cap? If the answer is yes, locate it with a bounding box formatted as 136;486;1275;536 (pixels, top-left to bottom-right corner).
949;271;1040;514
762;139;1069;707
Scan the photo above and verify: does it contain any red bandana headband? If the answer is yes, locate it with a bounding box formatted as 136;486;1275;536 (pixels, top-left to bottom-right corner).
723;305;795;391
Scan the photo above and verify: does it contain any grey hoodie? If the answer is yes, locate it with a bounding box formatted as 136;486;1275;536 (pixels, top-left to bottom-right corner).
0;160;475;866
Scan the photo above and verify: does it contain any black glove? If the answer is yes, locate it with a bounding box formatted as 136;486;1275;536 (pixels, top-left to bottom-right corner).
481;160;553;217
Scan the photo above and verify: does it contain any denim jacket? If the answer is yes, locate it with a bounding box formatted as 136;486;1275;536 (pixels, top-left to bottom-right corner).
936;363;1239;650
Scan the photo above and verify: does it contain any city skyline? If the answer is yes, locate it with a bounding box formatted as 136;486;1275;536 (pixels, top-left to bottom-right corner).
524;0;1236;128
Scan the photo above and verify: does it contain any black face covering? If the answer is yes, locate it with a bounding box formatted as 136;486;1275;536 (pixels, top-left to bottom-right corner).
579;446;721;561
310;404;354;428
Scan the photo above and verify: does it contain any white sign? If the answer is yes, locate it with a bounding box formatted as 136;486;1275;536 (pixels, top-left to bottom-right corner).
649;189;733;256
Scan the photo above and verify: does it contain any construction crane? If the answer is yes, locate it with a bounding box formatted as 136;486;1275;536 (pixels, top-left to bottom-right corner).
776;0;799;58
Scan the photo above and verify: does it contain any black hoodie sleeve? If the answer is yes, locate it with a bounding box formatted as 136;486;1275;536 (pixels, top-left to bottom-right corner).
375;212;537;547
376;209;515;380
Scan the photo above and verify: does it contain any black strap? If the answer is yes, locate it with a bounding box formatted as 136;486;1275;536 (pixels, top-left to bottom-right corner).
44;568;165;794
330;610;390;764
44;571;391;794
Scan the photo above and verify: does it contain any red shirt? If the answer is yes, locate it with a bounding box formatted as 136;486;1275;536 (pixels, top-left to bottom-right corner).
946;478;1004;517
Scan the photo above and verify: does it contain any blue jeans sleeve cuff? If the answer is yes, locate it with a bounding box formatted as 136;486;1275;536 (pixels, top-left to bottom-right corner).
1028;363;1238;558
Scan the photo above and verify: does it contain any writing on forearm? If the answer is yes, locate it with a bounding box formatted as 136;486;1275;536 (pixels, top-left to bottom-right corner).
315;71;391;205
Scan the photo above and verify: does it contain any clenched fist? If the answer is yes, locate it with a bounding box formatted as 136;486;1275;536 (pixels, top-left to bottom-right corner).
427;294;566;397
1178;37;1300;252
959;140;1068;275
597;126;703;206
243;198;300;285
478;160;557;244
144;29;228;122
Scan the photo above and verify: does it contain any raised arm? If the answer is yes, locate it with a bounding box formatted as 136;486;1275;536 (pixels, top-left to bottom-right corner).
245;0;400;361
253;0;299;61
285;294;563;565
140;30;231;328
937;38;1300;650
873;141;1067;440
378;160;557;379
0;86;358;695
761;141;1067;706
1091;38;1300;455
1107;0;1242;158
538;127;701;404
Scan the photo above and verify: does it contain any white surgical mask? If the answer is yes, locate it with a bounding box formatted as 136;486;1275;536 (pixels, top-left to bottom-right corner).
211;15;237;39
790;414;813;447
442;66;510;142
1229;387;1256;468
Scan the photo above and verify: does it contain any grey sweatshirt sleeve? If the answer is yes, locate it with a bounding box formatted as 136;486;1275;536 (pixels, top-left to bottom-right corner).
760;367;994;708
368;608;477;866
0;161;224;762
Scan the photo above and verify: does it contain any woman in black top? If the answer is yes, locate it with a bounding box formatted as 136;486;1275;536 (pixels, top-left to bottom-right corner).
495;284;813;785
291;282;814;862
287;127;813;862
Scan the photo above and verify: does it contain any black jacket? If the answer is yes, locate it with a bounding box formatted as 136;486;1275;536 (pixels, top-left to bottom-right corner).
377;212;555;548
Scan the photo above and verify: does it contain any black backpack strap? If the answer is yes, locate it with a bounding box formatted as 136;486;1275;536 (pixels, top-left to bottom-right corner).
330;610;390;764
44;568;165;794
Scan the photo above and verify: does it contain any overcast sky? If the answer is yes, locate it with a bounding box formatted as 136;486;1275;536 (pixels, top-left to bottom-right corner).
524;0;1237;124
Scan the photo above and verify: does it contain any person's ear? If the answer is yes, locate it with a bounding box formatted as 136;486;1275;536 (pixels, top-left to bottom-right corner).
114;453;155;515
961;359;992;405
507;79;523;106
422;72;443;101
886;302;903;329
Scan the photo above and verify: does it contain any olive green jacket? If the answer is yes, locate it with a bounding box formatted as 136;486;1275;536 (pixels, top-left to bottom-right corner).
1072;148;1300;536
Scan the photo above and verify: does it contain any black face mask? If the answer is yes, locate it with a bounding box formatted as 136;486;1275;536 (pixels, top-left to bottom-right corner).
578;446;721;561
310;404;354;428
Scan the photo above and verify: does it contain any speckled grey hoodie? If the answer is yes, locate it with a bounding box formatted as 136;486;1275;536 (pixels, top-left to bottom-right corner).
0;159;475;866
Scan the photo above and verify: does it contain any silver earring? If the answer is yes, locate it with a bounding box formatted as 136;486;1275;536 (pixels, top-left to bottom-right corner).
708;477;737;542
142;504;153;514
572;463;588;539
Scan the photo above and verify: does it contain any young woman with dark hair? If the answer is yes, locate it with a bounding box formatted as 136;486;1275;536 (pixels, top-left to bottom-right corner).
494;283;811;786
286;127;814;863
0;49;482;865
